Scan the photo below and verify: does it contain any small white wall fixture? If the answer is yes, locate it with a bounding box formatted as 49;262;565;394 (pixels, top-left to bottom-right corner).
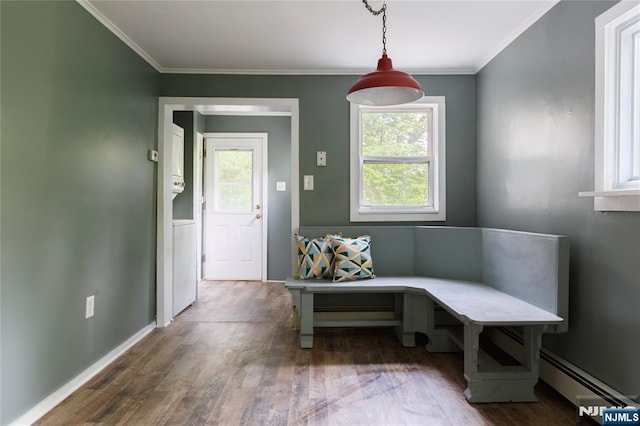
156;97;299;327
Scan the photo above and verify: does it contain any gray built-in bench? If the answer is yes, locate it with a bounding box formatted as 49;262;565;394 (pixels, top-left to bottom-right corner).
285;226;569;403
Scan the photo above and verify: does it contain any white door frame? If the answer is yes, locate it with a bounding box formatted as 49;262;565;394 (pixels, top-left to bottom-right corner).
203;132;268;281
156;97;299;327
194;132;204;283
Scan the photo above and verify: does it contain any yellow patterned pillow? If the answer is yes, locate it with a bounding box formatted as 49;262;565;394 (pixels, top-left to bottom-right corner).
330;235;375;282
294;234;337;279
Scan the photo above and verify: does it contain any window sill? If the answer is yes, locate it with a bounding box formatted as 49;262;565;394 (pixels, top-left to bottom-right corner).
579;189;640;212
578;189;640;197
350;210;446;222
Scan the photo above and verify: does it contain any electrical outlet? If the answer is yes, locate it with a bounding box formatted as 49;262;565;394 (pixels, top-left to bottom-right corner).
317;151;326;167
85;295;95;319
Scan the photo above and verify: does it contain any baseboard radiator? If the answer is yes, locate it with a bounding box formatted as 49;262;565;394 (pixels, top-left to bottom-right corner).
488;327;636;424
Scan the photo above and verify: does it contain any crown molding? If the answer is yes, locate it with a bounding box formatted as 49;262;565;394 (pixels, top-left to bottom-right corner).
75;0;475;76
78;0;550;77
474;0;561;73
160;67;476;76
76;0;165;72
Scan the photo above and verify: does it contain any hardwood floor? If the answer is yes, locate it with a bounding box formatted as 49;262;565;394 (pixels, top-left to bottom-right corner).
37;281;578;425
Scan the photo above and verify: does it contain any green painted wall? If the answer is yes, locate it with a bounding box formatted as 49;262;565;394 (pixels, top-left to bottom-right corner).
477;0;639;399
0;2;160;423
161;74;477;227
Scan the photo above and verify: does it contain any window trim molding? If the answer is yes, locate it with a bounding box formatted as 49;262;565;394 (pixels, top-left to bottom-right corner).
350;96;446;222
580;1;640;211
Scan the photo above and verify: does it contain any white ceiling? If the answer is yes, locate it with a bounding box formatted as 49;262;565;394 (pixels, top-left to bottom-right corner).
81;0;559;75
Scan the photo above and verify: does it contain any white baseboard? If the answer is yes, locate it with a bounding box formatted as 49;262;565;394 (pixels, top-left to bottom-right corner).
10;322;156;426
488;327;636;424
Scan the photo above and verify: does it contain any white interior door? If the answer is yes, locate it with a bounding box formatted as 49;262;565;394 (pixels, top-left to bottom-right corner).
204;134;267;281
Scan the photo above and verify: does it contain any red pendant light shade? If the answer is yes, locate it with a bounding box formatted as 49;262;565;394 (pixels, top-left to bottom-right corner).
347;54;424;106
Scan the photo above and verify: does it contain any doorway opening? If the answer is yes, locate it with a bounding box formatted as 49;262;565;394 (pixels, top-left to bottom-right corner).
157;97;299;327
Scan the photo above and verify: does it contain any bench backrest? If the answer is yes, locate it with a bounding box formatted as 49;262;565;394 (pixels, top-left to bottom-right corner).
481;228;569;332
413;227;483;282
298;226;415;276
296;225;569;333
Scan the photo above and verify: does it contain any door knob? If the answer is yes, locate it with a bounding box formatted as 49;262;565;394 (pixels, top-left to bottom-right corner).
256;214;262;219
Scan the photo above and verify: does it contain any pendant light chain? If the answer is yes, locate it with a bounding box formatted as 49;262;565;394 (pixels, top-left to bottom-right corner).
347;0;424;106
361;0;387;54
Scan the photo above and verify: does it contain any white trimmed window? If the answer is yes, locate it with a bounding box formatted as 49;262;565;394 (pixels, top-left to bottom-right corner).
581;2;640;211
350;97;446;222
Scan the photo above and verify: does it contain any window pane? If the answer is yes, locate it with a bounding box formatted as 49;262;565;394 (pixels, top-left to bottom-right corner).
215;150;252;211
362;163;428;206
618;20;640;184
361;111;430;157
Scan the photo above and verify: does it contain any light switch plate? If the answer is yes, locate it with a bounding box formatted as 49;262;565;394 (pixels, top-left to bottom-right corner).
304;175;314;191
85;295;95;319
276;181;286;191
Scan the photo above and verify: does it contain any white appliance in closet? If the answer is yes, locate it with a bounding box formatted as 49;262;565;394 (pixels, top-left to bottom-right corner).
171;124;185;199
173;220;197;316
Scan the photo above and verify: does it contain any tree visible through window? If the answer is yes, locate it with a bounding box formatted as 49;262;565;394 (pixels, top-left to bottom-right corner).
215;150;253;212
361;110;431;207
350;97;446;222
